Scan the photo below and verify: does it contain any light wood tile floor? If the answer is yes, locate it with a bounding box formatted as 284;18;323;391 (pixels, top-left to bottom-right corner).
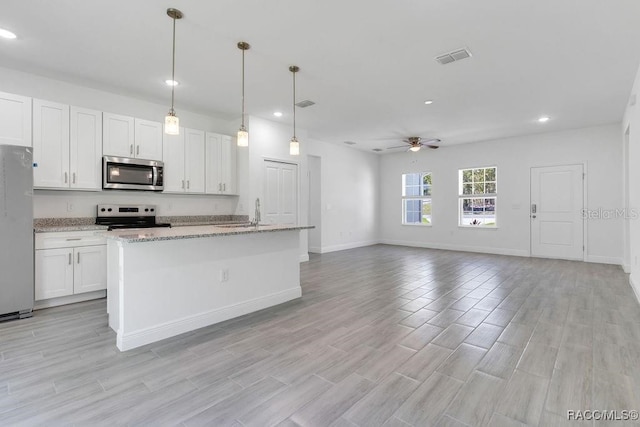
1;244;640;426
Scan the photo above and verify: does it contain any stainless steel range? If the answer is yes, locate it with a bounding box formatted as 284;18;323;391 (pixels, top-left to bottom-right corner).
96;204;172;230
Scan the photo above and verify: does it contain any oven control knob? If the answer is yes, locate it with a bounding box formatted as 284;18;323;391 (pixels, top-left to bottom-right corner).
107;208;112;212
100;208;106;212
145;208;149;212
150;208;154;212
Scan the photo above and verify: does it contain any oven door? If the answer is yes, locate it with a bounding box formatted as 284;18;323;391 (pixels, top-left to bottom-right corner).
103;156;164;191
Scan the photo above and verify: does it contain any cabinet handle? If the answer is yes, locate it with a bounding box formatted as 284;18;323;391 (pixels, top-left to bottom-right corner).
136;145;140;156
68;253;72;265
218;183;222;191
66;238;81;241
182;180;185;189
130;144;134;155
187;180;190;190
64;172;68;183
223;183;226;192
72;172;76;184
77;252;80;264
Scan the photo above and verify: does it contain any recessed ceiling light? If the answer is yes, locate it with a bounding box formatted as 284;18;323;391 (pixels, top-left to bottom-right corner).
343;141;356;145
273;112;283;117
424;100;433;105
538;116;550;123
165;79;179;86
0;28;17;39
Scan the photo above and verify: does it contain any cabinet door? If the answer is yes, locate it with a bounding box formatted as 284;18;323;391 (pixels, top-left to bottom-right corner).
162;128;185;193
134;119;163;160
0;91;31;147
70;106;102;190
205;132;221;194
219;135;237;194
32;99;70;188
103;113;134;157
35;248;74;300
74;245;107;294
185;128;205;193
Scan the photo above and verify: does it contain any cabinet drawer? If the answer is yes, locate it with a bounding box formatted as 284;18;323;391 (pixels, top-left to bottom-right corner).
35;230;107;250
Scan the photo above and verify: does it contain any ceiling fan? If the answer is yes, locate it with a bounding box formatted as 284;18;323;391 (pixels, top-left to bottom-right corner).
387;137;441;152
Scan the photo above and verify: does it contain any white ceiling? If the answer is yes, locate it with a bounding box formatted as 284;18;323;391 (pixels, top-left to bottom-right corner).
1;0;639;153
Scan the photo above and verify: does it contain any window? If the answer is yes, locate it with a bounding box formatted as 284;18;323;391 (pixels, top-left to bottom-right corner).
459;166;496;226
402;172;432;225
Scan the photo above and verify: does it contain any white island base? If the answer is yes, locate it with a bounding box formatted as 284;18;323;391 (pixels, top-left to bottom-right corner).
107;227;304;351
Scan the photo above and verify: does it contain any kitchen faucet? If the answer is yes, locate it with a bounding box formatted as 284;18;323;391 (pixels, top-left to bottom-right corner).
253;198;261;228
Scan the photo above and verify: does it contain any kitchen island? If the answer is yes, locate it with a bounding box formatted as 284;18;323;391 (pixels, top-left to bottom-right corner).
105;224;312;351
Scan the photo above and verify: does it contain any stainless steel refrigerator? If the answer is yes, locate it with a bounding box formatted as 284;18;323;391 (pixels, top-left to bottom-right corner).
0;145;33;320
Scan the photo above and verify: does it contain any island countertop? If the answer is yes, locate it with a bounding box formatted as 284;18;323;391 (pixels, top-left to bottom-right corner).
105;224;314;243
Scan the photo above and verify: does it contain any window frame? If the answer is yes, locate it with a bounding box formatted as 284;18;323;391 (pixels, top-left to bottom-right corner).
458;166;497;228
401;171;432;226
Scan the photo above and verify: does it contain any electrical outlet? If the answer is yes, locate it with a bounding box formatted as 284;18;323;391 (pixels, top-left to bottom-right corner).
220;268;229;282
67;202;74;212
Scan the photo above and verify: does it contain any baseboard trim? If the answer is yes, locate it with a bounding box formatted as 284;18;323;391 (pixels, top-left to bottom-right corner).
117;287;302;351
630;275;640;305
34;290;106;310
299;253;310;263
585;255;624;266
378;239;529;258
623;264;631;274
319;240;378;254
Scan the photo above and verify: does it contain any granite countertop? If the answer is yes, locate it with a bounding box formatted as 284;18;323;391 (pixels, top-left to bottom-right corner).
33;218;108;233
33;215;251;233
105;224;314;243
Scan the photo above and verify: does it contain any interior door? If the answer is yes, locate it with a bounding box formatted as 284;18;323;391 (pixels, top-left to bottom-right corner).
264;160;298;225
531;164;584;260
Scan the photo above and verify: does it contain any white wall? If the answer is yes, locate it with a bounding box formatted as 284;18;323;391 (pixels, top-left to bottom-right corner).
0;66;239;218
623;65;640;300
238;116;380;257
379;124;623;264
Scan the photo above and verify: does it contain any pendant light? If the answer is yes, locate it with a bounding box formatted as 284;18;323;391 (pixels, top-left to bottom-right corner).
164;8;183;135
289;65;300;156
237;42;250;147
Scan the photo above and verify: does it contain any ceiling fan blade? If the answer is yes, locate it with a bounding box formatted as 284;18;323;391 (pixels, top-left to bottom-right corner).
386;145;409;150
425;144;440;149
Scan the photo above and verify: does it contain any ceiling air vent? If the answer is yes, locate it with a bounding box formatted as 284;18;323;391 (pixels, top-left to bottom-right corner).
372;148;383;152
343;141;356;145
295;100;315;108
435;47;472;65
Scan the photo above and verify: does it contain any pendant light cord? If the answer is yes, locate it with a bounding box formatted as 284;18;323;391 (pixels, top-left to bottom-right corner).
170;15;176;114
241;47;245;128
292;69;296;139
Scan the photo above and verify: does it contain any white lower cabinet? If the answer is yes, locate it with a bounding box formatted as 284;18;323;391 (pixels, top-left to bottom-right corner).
35;231;107;303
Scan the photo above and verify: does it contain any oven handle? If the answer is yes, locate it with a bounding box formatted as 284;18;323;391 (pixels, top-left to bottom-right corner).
152;166;158;187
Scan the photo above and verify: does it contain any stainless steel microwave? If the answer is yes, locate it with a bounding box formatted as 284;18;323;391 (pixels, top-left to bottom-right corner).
103;156;164;191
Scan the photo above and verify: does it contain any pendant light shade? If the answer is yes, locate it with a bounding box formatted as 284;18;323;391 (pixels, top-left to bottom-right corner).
237;41;250;147
164;8;183;136
289;65;300;156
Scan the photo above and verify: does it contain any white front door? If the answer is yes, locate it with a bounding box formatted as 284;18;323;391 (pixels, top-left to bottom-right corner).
530;164;584;260
264;160;297;225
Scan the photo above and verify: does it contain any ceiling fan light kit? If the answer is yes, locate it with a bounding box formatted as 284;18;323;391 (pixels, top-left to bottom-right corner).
386;136;442;152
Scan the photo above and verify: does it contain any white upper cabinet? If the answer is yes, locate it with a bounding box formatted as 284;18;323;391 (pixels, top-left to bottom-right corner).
162;128;185;193
163;128;204;194
33;99;70;188
185;128;205;193
134;119;163;160
103;113;134;157
70;107;102;190
0;91;32;147
205;132;237;195
33;100;102;190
